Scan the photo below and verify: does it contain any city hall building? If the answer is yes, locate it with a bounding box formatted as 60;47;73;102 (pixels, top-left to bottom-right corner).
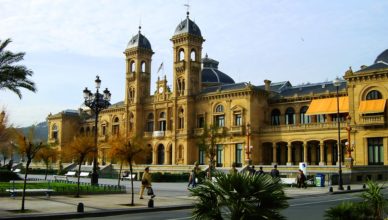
47;12;388;181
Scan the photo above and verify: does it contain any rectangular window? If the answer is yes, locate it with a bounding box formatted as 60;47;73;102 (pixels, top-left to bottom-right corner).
368;138;383;165
235;144;243;167
215;115;225;127
216;144;223;167
234;114;242;126
317;114;326;123
197;115;205;128
199;149;205;165
147;121;154;132
102;126;106;135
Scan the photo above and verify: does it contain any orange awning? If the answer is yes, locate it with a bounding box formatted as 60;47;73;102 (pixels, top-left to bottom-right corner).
306;97;349;115
358;99;386;114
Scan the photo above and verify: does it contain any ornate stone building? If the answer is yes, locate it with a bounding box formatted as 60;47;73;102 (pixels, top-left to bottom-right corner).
47;12;388;181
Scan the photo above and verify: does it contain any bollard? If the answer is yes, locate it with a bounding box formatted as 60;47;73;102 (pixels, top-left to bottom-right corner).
329;186;333;192
77;202;84;212
347;185;351;190
148;199;154;208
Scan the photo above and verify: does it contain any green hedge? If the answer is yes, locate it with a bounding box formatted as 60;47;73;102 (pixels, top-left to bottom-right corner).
151;172;191;182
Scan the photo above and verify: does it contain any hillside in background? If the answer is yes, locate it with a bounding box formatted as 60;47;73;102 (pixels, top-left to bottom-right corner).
19;121;48;141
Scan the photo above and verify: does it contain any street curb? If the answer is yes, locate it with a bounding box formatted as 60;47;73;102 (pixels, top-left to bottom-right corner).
331;189;366;194
0;204;195;220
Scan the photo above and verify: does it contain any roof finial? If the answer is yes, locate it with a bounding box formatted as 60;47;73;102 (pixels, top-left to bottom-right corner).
138;25;141;33
184;0;190;17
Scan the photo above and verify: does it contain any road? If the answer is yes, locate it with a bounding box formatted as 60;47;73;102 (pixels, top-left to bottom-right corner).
73;190;382;220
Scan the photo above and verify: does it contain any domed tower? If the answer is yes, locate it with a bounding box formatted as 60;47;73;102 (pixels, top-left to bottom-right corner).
124;26;154;105
171;12;205;97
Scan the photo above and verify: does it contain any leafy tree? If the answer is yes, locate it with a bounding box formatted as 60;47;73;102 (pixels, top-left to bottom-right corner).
34;145;58;180
0;110;11;167
63;134;95;197
0;38;36;99
190;171;289;220
109;134;149;206
197;124;226;178
15;127;44;211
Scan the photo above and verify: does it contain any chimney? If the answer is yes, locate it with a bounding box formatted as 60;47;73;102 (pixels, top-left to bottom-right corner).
264;79;271;91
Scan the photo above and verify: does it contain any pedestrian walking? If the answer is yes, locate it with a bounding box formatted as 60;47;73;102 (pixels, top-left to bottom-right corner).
139;167;155;199
188;161;201;188
229;162;238;175
271;165;280;178
297;169;307;188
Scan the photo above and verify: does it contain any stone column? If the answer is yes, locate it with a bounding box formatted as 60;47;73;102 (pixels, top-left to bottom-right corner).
152;145;157;165
311;144;317;165
319;140;325;166
303;141;308;164
165;146;170;165
287;142;293;166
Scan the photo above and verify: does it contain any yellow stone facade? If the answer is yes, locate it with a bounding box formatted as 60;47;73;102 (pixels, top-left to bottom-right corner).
47;13;388;181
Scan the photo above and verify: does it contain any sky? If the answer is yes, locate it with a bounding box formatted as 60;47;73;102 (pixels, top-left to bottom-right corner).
1;0;388;127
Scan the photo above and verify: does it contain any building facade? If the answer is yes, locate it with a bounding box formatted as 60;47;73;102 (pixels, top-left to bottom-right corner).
47;13;388;180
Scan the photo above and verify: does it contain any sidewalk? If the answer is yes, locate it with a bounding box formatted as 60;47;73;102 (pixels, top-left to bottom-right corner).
0;183;366;220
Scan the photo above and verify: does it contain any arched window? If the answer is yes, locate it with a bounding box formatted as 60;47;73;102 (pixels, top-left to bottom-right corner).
366;90;382;100
112;117;120;135
130;61;135;73
79;127;85;135
215;105;224;112
157;144;165;165
159;112;166;131
190;49;196;61
52;124;58;140
141;61;146;72
86;127;90;135
300;106;311;124
271;109;280;125
178;145;184;159
147;113;154;132
285;107;295;125
214;105;225;127
179;49;185;61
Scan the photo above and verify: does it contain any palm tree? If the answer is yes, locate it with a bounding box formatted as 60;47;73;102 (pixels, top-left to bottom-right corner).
0;38;36;99
360;181;387;220
190;172;289;220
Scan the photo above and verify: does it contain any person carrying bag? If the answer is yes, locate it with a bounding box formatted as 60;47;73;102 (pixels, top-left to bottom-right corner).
139;167;155;199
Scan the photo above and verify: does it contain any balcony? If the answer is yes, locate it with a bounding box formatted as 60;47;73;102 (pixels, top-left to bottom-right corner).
48;138;58;144
152;131;165;138
175;61;185;73
144;132;152;138
194;128;204;136
98;135;108;142
230;126;243;135
260;122;348;133
360;115;385;126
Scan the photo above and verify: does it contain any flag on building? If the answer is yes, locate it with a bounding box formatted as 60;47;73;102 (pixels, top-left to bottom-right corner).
157;62;164;73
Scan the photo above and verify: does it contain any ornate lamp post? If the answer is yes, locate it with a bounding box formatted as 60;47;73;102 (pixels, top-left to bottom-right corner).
245;123;253;165
83;76;111;185
333;77;344;190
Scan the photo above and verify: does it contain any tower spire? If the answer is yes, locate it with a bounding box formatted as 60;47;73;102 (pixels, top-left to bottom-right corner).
184;0;190;17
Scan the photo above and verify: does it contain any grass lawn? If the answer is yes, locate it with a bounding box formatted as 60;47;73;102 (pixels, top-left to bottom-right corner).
0;181;125;196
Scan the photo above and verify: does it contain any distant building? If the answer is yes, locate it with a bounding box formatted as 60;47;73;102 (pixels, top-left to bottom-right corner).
47;12;388;182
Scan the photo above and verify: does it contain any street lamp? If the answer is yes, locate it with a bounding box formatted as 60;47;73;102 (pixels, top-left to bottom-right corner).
333;77;344;190
83;75;111;185
245;123;253;165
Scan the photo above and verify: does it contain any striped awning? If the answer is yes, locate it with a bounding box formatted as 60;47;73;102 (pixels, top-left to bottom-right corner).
306;97;349;115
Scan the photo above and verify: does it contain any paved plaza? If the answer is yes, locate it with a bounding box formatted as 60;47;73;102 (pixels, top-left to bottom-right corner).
0;175;367;219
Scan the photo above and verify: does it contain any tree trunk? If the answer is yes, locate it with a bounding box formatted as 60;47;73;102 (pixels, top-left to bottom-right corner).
117;162;123;186
44;163;48;180
21;160;30;211
129;158;134;206
76;163;82;197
